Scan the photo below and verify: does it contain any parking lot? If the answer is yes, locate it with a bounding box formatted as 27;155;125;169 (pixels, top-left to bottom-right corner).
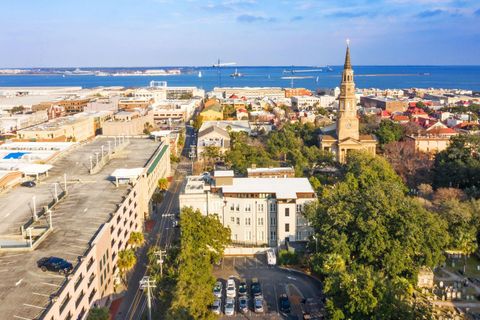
213;255;324;319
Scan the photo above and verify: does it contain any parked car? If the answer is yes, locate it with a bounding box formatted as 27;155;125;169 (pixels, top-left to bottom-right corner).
213;281;223;298
254;296;264;313
238;296;248;313
279;294;291;313
238;280;247;296
21;181;36;188
251;278;262;296
225;298;235;316
212;298;222;315
266;248;277;266
37;257;73;274
226;276;236;298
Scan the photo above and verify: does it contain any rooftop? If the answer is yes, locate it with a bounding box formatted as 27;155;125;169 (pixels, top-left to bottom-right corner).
0;137;162;320
220;177;314;199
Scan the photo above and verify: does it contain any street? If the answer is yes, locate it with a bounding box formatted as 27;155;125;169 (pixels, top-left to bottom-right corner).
115;125;195;319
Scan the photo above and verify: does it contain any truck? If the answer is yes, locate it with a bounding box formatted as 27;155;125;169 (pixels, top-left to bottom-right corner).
266;248;276;266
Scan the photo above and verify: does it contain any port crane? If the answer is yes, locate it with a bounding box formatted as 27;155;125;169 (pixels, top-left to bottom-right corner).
212;59;236;86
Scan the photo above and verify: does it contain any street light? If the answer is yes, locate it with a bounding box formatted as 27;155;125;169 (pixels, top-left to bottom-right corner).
312;234;318;253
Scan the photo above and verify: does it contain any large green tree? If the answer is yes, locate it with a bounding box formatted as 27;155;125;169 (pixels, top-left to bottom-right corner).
433;134;480;195
155;207;230;320
375;119;405;147
306;152;448;319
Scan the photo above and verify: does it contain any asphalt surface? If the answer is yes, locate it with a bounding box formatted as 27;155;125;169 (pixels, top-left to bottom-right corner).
214;256;324;320
116;125;194;320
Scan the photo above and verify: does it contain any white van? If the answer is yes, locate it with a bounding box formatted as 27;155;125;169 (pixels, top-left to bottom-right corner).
266;249;276;266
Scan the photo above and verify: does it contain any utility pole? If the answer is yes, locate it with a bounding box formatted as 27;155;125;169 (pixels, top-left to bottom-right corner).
139;276;156;320
154;250;167;277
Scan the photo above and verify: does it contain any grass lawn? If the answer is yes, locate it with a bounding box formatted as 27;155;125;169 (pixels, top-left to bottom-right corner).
444;255;480;278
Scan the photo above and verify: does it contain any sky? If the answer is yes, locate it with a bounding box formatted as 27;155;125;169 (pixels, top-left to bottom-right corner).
0;0;479;67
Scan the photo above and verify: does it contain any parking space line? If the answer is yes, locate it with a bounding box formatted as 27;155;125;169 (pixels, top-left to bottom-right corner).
23;303;46;310
40;282;61;287
273;282;279;314
13;315;32;320
32;292;50;297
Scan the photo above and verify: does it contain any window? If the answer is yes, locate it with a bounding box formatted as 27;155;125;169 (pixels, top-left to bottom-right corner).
269;203;277;212
296;204;302;213
285;208;290;217
74;274;84;291
59;293;71;314
258;217;264;226
246;231;252;241
270;231;276;240
230;203;234;211
236;217;240;225
258;204;264;212
245;204;251;212
285;223;290;232
230;217;235;223
259;231;264;241
236;205;240;212
270;217;276;226
245;217;251;226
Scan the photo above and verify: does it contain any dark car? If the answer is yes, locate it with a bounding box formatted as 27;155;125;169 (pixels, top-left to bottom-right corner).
37;257;73;274
21;181;36;188
279;294;291;313
251;278;262;296
238;296;248;313
238;280;247;296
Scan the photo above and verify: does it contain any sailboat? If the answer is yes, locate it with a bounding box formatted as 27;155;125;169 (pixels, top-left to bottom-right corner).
198;71;202;78
230;68;243;78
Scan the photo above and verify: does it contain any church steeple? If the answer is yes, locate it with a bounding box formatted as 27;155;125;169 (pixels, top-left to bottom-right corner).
344;40;352;70
336;40;359;141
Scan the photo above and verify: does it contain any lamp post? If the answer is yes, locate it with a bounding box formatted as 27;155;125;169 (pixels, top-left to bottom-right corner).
312;234;318;253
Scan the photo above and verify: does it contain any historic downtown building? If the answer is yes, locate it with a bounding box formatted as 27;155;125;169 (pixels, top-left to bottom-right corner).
319;44;377;163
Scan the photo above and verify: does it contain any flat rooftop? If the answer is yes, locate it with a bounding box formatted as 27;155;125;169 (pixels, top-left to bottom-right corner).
0;137;162;320
220;178;314;199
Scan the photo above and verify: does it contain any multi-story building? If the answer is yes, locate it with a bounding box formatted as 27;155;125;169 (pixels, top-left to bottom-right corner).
179;171;316;246
58;98;91;115
292;95;336;109
0;110;48;133
212;87;285;100
360;96;409;113
17;115;95;142
0;138;170;320
247;166;295;178
102;111;154;136
197;126;230;159
284;88;312;98
118;98;153;111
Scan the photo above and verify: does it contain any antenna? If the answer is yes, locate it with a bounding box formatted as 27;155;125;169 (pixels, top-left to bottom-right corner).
346;38;350;46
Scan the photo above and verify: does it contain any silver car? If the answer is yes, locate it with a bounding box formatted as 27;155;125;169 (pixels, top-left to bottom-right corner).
254;296;264;313
212;298;222;315
225;298;235;316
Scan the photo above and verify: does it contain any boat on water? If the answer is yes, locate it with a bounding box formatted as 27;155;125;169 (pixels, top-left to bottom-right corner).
230;68;243;78
198;71;202;78
64;68;95;76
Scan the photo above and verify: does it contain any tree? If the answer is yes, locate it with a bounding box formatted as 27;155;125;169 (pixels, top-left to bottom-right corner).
192;115;203;131
117;249;137;285
127;231;145;249
87;307;109;320
375;120;405;147
157;177;169;191
383;141;432;188
164;207;230;319
433;134;480;194
305;152;447;319
201;145;222;170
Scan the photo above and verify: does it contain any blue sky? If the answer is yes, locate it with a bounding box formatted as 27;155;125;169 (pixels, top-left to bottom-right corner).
1;0;479;67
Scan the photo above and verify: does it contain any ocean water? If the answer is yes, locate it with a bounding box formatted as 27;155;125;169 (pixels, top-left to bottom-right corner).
0;66;479;91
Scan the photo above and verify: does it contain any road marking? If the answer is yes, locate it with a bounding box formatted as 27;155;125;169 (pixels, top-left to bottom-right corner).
15;278;23;286
273;282;280;314
4;212;10;217
83;208;88;212
23;303;46;310
287;276;297;280
13;315;32;320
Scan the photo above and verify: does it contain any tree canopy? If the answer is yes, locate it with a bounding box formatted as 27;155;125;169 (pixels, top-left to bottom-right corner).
154;207;231;320
305;151;448;319
433;134;480;196
375;120;405;147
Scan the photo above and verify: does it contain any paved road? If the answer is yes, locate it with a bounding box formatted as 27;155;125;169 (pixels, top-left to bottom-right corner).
116;125;195;320
214;256;324;320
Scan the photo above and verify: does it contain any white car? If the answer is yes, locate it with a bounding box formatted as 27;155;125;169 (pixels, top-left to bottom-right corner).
226;277;236;298
225;298;235;316
212;298;222;315
254;296;264;313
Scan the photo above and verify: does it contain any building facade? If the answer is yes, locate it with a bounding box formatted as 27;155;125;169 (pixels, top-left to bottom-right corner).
179;171;316;247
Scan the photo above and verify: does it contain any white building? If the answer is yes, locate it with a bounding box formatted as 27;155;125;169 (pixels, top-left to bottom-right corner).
0;110;48;134
179;171;316;247
292;95;336;109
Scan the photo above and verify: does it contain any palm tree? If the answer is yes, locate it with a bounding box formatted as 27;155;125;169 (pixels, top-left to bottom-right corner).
117;249;136;285
127;231;145;249
157;178;169;192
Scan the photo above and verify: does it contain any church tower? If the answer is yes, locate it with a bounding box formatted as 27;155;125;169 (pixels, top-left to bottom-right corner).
336;42;359;141
318;40;377;163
